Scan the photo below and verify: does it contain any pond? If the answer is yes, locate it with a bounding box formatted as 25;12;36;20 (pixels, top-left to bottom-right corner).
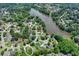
29;8;71;38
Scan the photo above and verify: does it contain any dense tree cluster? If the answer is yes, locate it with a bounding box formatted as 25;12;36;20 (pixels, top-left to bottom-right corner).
0;3;79;56
33;4;79;38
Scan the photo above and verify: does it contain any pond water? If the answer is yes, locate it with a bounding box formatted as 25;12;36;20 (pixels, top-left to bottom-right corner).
29;8;71;38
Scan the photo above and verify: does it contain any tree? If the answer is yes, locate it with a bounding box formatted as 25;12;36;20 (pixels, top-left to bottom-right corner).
21;26;29;39
53;45;60;54
54;34;64;42
58;39;79;55
33;47;41;56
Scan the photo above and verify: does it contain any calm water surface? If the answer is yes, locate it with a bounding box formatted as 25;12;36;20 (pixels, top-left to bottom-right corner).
30;8;71;38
